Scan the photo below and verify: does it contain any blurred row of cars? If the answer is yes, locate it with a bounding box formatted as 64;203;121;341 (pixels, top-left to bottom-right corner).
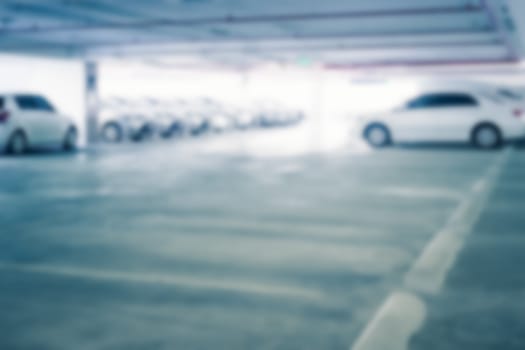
98;97;305;143
4;81;523;155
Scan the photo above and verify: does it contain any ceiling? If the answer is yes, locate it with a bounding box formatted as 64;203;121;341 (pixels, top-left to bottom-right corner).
0;0;523;68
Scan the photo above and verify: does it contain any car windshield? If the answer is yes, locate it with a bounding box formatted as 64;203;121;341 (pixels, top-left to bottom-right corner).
480;91;504;104
15;95;55;112
497;89;524;101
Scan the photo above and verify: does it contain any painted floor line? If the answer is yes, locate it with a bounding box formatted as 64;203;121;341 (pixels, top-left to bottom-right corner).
404;148;510;295
378;187;463;201
350;148;511;350
0;262;324;302
351;292;426;350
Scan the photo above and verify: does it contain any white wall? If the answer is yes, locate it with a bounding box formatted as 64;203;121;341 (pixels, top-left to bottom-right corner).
99;60;243;103
99;60;319;108
0;54;86;145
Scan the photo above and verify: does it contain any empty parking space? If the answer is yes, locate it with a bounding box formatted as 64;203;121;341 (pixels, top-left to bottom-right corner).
0;144;500;350
409;149;525;350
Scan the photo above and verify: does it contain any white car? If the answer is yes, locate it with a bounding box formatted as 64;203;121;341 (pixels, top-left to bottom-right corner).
357;90;525;149
99;98;151;142
0;94;77;155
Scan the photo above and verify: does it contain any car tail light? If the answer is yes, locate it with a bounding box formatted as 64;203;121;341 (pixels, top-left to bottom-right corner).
0;110;9;123
513;108;523;118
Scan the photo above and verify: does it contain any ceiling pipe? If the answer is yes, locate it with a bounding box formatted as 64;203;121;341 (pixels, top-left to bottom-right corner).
324;57;520;70
85;41;506;59
101;40;506;56
481;0;519;60
87;30;499;47
0;4;485;34
85;28;498;55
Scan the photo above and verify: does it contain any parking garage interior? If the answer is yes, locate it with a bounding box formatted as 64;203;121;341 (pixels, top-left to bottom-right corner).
1;1;525;349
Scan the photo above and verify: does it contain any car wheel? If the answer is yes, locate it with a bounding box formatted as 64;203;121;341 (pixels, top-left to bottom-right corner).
160;130;172;139
6;131;28;155
472;124;501;149
130;132;143;142
63;127;78;151
170;124;184;138
101;123;123;143
139;125;154;141
364;124;391;148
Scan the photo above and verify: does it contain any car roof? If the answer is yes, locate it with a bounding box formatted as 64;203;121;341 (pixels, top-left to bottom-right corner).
408;89;485;98
403;89;506;106
0;92;46;98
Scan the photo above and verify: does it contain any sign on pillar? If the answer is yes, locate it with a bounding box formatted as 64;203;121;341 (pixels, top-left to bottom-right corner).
85;61;99;144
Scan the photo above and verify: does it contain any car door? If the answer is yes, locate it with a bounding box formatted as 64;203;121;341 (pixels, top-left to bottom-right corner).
425;93;481;142
390;93;480;142
35;96;66;143
13;95;50;144
15;95;62;145
389;94;442;142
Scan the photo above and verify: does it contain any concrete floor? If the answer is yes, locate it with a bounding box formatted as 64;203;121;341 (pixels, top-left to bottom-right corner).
409;147;525;350
0;140;522;350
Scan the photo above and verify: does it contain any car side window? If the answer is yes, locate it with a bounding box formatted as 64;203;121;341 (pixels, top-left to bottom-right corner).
0;97;4;109
407;93;478;109
15;95;55;112
406;95;435;109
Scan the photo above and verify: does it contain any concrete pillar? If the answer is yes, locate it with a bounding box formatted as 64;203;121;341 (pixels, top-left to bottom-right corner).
85;61;99;144
311;65;325;152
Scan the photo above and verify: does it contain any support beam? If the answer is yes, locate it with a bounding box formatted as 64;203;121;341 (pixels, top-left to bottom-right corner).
0;4;484;33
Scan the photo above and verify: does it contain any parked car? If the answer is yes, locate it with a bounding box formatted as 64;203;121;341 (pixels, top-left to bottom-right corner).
187;113;211;136
358;90;525;149
208;104;236;133
248;101;304;128
136;98;175;139
184;98;220;136
0;93;77;155
99;98;151;142
277;108;305;127
162;99;190;138
232;107;256;130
